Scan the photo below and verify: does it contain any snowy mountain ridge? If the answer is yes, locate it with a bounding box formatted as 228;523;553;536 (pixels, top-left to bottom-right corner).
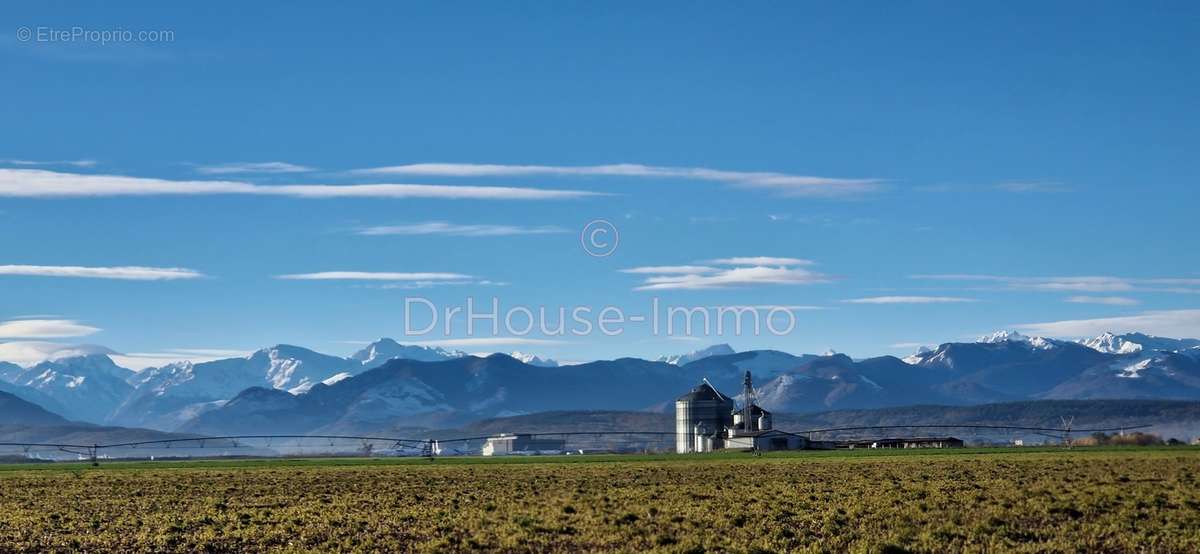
976;330;1058;350
348;338;466;367
508;352;560;367
1076;332;1200;355
657;343;736;365
107;339;480;429
3;354;133;422
5;332;1200;432
1079;332;1144;354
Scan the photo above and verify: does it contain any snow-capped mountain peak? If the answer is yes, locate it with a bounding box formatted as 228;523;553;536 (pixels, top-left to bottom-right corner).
1079;332;1144;355
508;351;559;367
977;330;1057;350
977;330;1028;344
902;345;933;365
7;354;134;422
657;344;736;366
350;338;466;368
1077;332;1200;355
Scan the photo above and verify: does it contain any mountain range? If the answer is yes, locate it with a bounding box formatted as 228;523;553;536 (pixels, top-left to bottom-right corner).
0;390;209;456
2;331;1199;436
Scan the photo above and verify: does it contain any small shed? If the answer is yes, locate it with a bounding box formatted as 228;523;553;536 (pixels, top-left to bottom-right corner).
482;434;567;456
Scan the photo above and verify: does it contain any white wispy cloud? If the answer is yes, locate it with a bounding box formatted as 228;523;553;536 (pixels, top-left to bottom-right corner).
637;267;830;291
162;348;251;357
912;274;1133;292
403;337;564;347
0;342;115;367
0;318;100;339
113;348;253;370
357;222;568;237
911;274;1200;294
706;256;814;266
0;169;602;201
1065;296;1140;306
277;272;504;289
194;162;315;175
844;296;977;304
889;342;931;349
368;280;508;289
709;304;827;311
0;265;205;280
620;265;719;275
352;163;882;197
1015;309;1200;339
276;271;473;281
662;336;703;342
624;256;829;291
1;158;97;168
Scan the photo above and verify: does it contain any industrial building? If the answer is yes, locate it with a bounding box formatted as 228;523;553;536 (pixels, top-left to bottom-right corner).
674;372;967;453
481;434;567;456
675;371;807;453
675;379;734;453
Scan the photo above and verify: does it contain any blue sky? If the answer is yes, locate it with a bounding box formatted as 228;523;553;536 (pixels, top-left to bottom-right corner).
1;2;1198;367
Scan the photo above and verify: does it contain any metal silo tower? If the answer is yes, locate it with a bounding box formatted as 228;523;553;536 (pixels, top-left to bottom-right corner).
675;379;734;453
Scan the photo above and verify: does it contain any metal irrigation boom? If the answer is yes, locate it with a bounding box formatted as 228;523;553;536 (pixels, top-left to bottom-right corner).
0;422;1159;462
792;423;1151;436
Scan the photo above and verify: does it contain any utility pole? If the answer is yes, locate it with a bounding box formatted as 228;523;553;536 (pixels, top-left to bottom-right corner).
1060;416;1075;448
742;371;756;432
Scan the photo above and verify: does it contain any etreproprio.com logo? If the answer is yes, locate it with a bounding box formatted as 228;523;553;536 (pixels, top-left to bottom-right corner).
16;26;175;44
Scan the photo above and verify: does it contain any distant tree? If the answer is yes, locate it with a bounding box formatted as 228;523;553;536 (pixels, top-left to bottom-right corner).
1072;432;1164;447
1108;432;1163;446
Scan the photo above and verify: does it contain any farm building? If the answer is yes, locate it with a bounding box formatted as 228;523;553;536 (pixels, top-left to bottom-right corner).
843;437;965;449
676;371;808;453
675;373;968;453
481;434;567;456
724;429;809;451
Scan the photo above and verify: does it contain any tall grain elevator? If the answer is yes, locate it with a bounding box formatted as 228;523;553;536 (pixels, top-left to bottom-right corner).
675;379;735;453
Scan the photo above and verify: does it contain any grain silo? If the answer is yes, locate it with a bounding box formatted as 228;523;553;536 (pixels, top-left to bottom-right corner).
675;379;734;453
